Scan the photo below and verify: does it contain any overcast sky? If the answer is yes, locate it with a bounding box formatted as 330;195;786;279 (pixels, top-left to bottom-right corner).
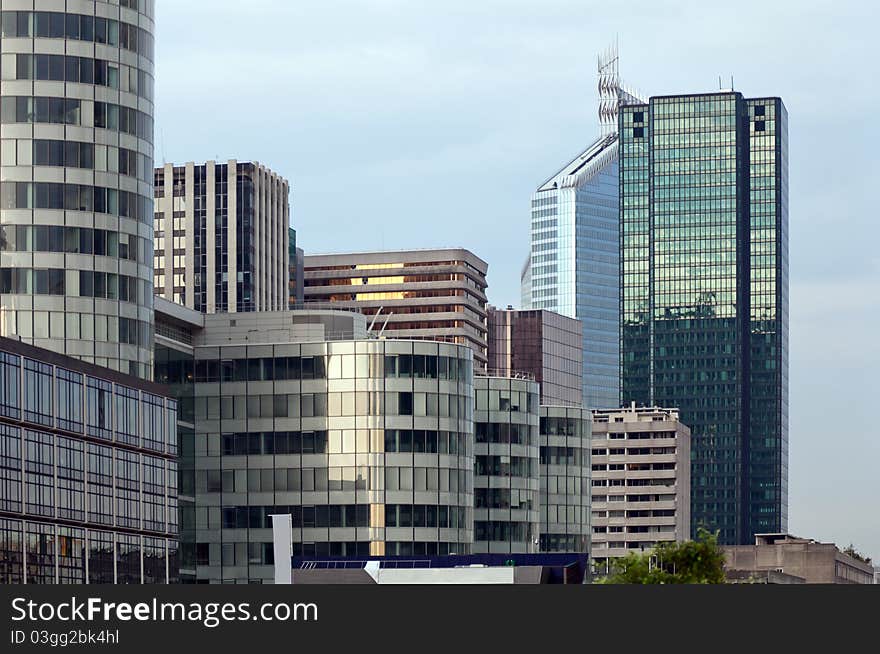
155;0;880;558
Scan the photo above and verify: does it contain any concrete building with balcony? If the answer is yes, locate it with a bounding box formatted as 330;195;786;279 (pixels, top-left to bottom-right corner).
589;405;690;572
723;533;875;584
303;249;489;369
487;306;583;407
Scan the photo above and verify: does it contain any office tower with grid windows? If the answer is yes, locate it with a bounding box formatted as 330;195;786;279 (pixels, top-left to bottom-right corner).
304;249;489;369
153;160;289;314
1;0;157;379
619;91;788;545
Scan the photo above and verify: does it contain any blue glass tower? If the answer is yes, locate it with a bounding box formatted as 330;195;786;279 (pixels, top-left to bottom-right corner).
525;136;621;409
619;91;789;545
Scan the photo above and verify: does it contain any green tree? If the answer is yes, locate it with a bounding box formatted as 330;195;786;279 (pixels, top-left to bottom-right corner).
597;528;727;584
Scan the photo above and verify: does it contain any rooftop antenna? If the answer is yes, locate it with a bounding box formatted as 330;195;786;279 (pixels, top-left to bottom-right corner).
378;312;393;338
367;307;383;332
731;75;734;91
598;39;620;137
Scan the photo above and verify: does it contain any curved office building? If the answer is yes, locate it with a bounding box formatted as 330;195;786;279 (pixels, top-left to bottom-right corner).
539;405;591;553
1;1;156;379
473;374;540;553
191;337;474;583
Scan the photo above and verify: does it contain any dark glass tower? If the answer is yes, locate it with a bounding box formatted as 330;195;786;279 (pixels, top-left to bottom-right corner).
619;91;788;545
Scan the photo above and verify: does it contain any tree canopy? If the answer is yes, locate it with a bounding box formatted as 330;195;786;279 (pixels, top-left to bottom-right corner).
597;528;727;584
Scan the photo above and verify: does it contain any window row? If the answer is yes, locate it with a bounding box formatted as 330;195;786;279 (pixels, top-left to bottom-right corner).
0;310;153;360
213;428;470;457
475;388;537;413
194;356;326;382
1;182;152;224
384;466;470;493
385;504;469;529
198;465;372;494
474;455;538;478
0;224;151;265
4;54;154;100
1;11;155;61
475;487;535;511
539;446;587;466
475;421;536;445
1;138;151;182
0;268;150;305
474;520;534;543
193;390;470;421
384;354;473;381
0;519;172;584
0;97;154;142
220;504;372;530
0;357;175;453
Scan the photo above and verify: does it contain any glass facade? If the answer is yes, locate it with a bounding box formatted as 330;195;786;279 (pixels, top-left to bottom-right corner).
190;339;474;583
526;137;621;409
473;376;540;554
539;406;591;553
486;307;583;407
0;335;177;583
0;1;156;380
619;92;788;544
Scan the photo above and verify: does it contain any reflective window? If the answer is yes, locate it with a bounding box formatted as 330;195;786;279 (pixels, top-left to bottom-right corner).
24;430;54;518
86;377;113;440
23;359;52;427
116;533;141;584
87;530;114;584
0;518;23;583
56;437;84;521
56;368;83;433
57;526;85;584
0;425;22;513
25;521;55;584
115;386;139;447
0;352;20;419
86;444;113;526
115;450;140;529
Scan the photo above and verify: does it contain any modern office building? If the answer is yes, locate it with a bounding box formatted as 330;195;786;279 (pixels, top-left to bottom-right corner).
0;334;178;584
153;160;289;313
522;49;643;409
589;406;690;571
619;91;789;544
153;306;476;582
288;227;303;308
473;374;540;554
1;0;157;380
723;534;875;584
487;305;583;406
539;406;591;553
304;249;489;369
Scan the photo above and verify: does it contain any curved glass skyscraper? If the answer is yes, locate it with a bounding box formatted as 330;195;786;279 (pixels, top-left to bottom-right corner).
1;0;156;379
